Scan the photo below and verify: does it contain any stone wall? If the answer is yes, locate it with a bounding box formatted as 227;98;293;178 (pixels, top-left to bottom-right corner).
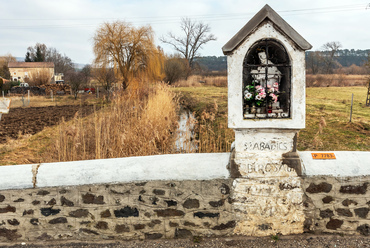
303;176;370;236
0;151;369;242
0;179;235;242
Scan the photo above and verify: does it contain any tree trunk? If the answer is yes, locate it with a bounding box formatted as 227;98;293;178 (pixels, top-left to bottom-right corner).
122;80;128;91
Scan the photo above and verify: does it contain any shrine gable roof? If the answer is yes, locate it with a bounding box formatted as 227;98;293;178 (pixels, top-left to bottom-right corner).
222;4;312;55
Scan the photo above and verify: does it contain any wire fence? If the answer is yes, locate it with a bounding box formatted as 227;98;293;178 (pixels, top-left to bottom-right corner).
2;88;107;109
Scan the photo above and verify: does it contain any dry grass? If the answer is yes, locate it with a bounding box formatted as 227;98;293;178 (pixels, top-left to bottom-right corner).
1;75;368;165
7;94;100;108
50;83;178;162
0;127;57;165
174;75;227;87
173;86;233;153
306;74;367;87
196;100;234;153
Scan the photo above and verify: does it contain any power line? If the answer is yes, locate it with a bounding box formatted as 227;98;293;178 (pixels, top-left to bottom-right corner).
0;3;368;30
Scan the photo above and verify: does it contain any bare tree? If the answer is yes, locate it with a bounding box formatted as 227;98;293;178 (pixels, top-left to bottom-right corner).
321;41;342;74
45;47;74;75
25;43;74;75
25;43;47;62
306;51;322;75
160;18;216;72
92;64;117;101
65;66;90;99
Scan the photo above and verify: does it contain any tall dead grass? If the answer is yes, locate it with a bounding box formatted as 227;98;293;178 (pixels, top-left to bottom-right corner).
52;83;178;162
174;75;227;87
195;100;234;153
306;74;367;87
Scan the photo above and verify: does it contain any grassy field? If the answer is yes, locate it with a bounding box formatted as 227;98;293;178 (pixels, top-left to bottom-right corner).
173;86;370;152
301;87;369;151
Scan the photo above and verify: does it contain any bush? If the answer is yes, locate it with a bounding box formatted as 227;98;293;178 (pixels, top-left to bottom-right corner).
2;81;19;93
164;57;186;85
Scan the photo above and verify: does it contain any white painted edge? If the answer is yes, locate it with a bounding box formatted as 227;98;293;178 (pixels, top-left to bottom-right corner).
36;153;231;188
299;151;370;177
1;151;370;190
0;164;35;190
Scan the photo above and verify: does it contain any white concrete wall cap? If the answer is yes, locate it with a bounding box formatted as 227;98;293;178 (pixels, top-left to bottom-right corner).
300;151;370;177
36;153;231;188
0;164;34;190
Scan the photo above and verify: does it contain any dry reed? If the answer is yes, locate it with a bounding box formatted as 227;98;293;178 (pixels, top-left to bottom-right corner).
174;75;227;87
306;74;367;87
313;116;327;149
195;100;234;153
51;83;178;162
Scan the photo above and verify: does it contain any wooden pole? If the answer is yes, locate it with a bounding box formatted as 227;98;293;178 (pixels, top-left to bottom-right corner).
349;93;354;122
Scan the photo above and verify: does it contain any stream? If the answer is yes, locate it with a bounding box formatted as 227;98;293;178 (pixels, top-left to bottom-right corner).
174;110;198;152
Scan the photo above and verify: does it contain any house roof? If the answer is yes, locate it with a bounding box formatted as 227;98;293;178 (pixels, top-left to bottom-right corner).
8;62;54;68
222;4;312;55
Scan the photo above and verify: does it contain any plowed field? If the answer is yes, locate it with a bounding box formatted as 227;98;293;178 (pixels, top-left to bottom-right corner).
0;105;97;143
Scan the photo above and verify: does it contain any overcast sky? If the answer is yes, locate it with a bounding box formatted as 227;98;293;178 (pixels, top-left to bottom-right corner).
0;0;369;64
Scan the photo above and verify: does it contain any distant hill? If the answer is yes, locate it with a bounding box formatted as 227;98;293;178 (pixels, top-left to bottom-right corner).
195;49;369;72
194;56;227;71
332;49;370;67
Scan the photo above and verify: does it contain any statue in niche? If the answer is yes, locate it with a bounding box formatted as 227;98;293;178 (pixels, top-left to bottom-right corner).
244;51;285;118
250;51;281;88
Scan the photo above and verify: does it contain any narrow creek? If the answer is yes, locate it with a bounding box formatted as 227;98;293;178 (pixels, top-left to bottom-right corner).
174;109;198;152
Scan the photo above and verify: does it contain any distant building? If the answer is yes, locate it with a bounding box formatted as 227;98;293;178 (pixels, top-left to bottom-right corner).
54;73;64;84
8;62;54;83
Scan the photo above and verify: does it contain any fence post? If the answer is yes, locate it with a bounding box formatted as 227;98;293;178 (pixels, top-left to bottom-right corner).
349;93;354;122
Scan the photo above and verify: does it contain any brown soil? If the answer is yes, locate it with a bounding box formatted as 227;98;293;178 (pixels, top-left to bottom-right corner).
0;105;97;144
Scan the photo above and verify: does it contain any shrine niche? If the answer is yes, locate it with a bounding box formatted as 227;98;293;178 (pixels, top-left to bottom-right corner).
243;39;290;119
223;4;312;130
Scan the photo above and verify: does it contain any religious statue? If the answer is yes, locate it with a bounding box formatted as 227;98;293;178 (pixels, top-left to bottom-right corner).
250;51;281;88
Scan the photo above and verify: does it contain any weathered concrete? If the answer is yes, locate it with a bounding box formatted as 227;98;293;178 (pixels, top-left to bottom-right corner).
0;164;34;190
0;153;230;190
231;130;305;236
300;151;370;176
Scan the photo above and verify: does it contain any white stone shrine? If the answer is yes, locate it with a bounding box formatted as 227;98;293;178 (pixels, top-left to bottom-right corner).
223;5;312;236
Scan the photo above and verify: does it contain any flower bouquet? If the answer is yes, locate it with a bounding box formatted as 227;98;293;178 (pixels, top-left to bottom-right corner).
244;81;279;118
